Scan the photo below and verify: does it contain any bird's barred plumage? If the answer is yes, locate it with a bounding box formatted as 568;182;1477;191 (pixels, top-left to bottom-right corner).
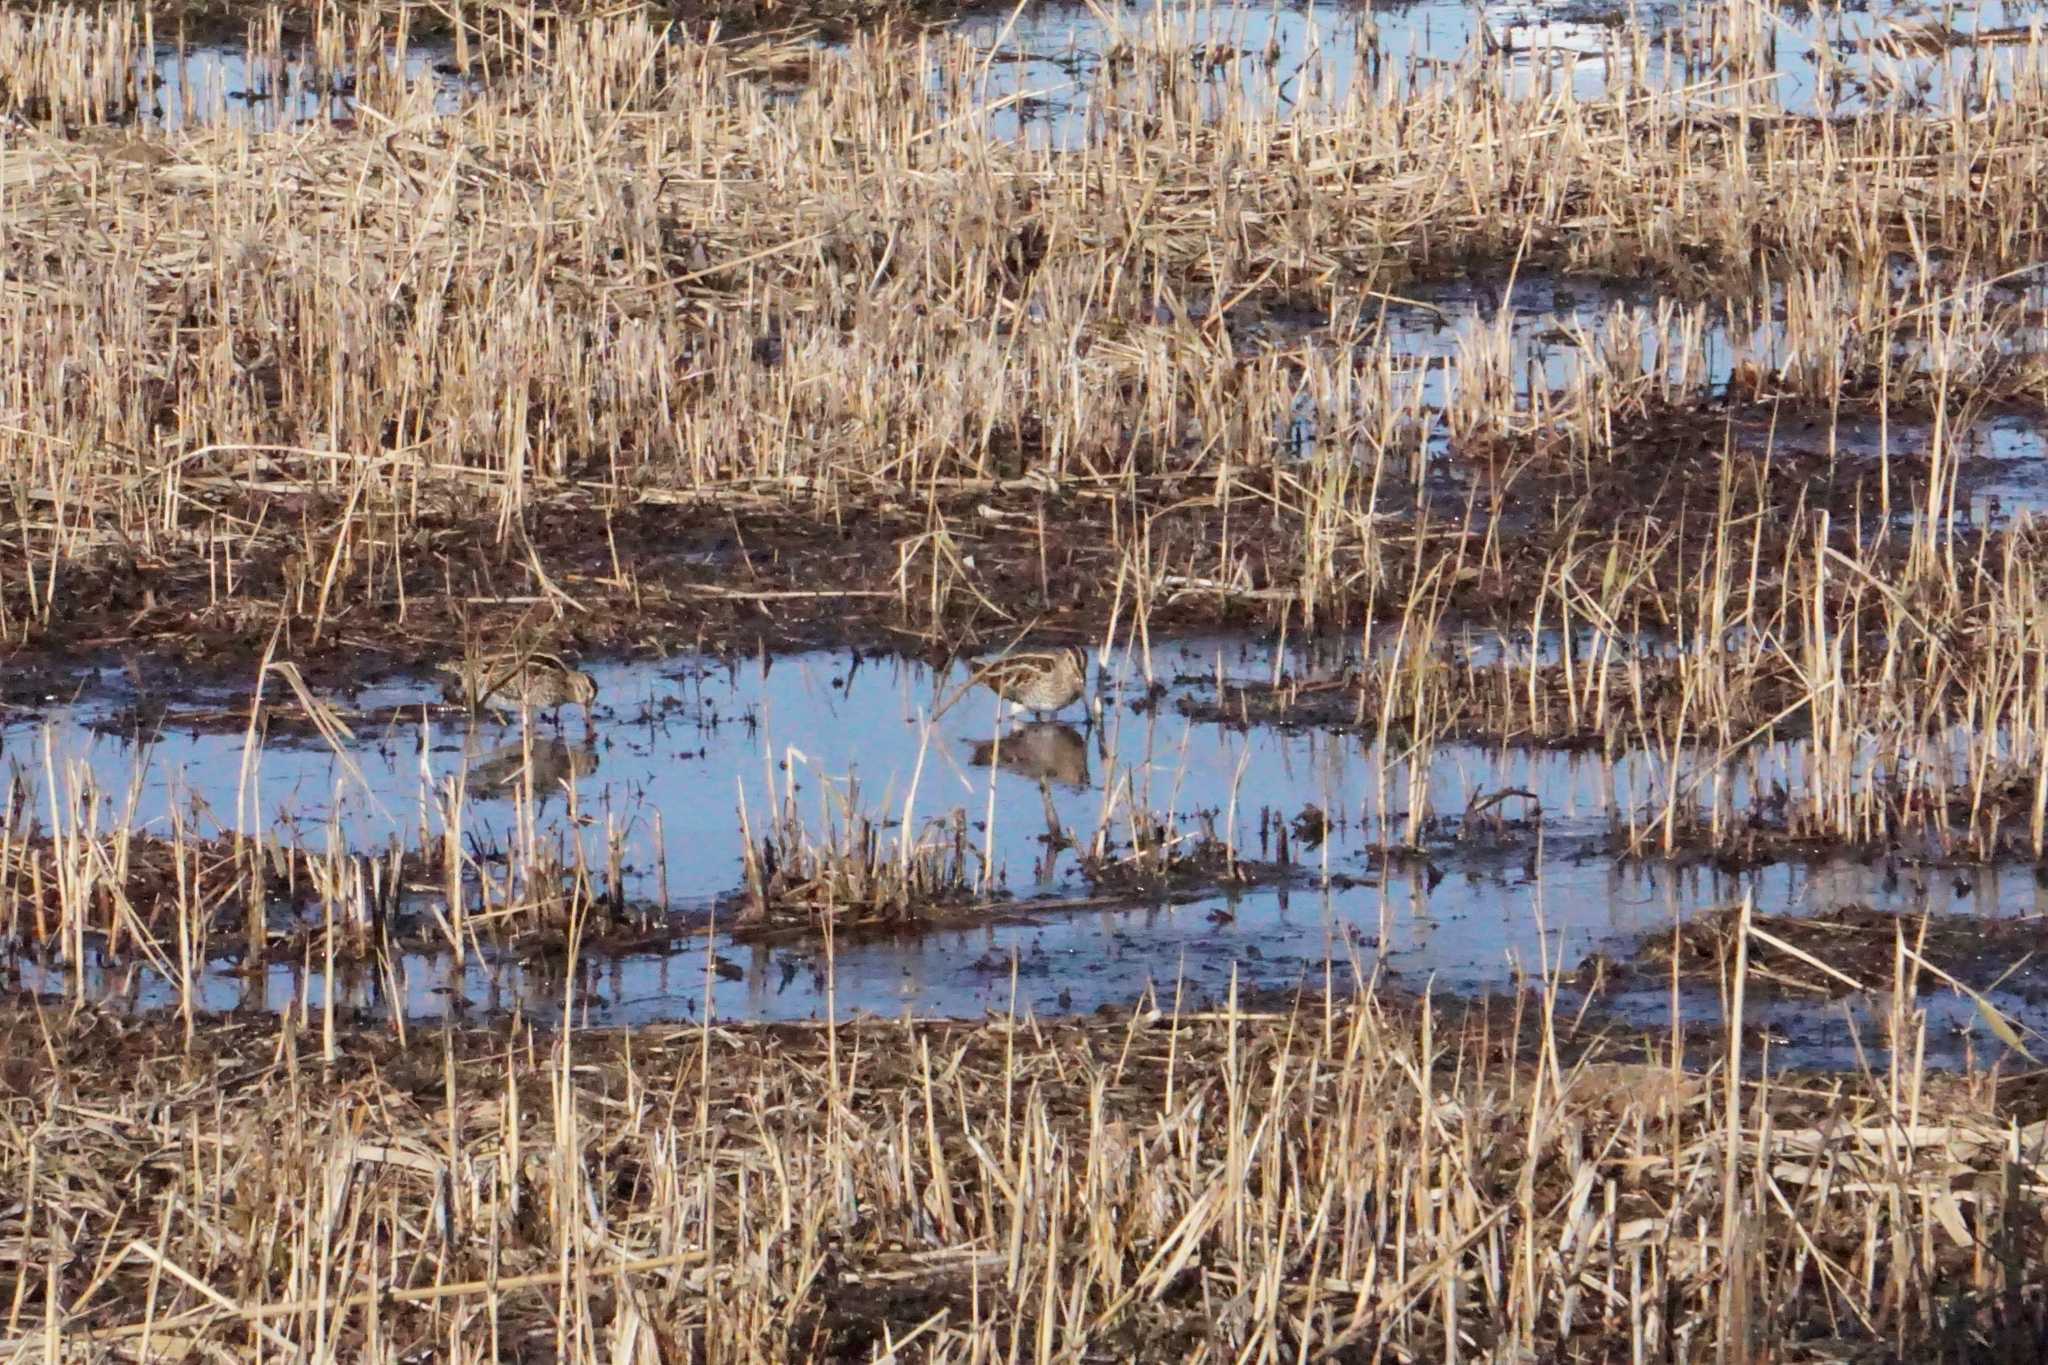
438;652;598;715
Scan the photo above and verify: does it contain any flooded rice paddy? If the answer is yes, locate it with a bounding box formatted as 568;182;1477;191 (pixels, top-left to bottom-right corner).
9;638;2048;1070
9;0;2048;1348
79;6;2048;531
13;0;2048;1070
2;0;2044;1077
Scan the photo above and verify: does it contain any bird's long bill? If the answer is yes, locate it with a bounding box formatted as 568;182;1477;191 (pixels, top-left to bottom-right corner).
480;660;529;704
931;678;972;721
932;658;997;720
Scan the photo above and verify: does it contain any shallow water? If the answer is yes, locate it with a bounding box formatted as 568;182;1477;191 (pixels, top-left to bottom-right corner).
1235;268;2048;522
127;0;2048;135
951;0;2048;143
9;639;2048;1069
143;40;464;131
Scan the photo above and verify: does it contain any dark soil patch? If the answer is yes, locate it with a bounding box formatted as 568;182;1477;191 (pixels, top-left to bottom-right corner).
11;389;2021;694
1077;827;1293;900
1604;901;2048;1005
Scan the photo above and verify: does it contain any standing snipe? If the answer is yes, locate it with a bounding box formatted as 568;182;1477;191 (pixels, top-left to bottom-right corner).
949;645;1090;719
438;652;598;720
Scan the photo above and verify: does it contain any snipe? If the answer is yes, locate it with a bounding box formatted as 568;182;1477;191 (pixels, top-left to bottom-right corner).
439;652;598;720
951;645;1091;719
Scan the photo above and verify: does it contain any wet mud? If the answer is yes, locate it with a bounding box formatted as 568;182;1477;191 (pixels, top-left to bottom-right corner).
19;379;2046;696
1608;898;2048;1017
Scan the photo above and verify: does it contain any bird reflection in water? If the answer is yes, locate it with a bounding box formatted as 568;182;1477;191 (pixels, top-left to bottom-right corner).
468;738;600;799
967;722;1091;790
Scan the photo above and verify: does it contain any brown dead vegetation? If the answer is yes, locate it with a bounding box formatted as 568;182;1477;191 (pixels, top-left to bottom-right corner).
3;990;2046;1360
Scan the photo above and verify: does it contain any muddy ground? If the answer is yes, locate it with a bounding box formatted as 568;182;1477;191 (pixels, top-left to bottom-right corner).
1607;899;2048;1012
3;389;2011;698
